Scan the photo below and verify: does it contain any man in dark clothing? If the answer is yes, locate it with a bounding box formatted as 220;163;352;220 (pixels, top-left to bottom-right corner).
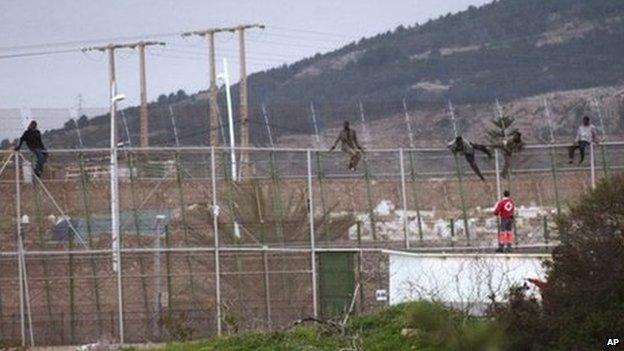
447;135;492;181
14;120;47;177
330;121;364;171
499;131;524;179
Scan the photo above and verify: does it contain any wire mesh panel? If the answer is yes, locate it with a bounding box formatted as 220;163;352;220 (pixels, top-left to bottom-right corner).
24;252;119;346
1;144;623;346
218;251;312;332
0;256;21;347
122;250;217;343
0;152;17;253
312;150;404;249
263;251;313;328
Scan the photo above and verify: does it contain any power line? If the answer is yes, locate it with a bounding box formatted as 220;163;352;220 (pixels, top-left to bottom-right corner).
245;38;338;51
166;45;305;60
0;31;182;52
267;25;360;40
151;50;293;65
0;48;79;59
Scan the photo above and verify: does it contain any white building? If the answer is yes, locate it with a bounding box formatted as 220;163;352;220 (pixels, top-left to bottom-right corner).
384;250;549;314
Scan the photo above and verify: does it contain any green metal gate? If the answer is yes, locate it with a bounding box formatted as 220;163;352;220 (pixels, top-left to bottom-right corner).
318;252;356;319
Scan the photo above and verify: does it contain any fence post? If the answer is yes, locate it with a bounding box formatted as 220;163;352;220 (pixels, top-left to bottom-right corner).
549;145;562;217
494;149;502;199
407;151;424;242
600;144;609;177
399;149;409;249
14;153;25;347
452;153;470;245
115;226;124;346
590;143;596;189
262;246;271;327
210;147;222;336
543;216;549;244
315;152;331;243
356;222;364;312
363;157;377;241
450;218;455;248
78;154;104;335
306;150;318;318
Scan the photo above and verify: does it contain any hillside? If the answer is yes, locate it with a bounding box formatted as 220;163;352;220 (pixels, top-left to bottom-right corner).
12;0;624;149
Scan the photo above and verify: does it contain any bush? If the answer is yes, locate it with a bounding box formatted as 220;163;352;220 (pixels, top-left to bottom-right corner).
488;286;550;350
491;175;624;350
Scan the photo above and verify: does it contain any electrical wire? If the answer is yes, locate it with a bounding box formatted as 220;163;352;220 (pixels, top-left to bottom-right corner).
0;48;79;59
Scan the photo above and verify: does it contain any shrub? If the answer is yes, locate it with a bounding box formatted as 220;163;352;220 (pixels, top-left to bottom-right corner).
491;175;624;350
401;301;504;350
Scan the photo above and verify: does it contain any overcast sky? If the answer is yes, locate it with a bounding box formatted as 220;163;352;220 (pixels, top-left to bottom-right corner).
0;0;490;136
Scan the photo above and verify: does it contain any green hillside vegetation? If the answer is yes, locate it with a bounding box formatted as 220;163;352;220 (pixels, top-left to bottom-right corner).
145;301;505;351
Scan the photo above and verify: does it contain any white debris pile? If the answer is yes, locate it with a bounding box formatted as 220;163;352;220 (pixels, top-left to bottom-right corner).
349;200;444;241
77;338;112;351
374;200;395;216
347;200;556;243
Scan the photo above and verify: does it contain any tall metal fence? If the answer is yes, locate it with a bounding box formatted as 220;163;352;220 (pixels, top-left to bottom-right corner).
0;141;621;346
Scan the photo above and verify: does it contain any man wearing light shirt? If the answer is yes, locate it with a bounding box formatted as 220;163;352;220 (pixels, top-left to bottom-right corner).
568;116;599;165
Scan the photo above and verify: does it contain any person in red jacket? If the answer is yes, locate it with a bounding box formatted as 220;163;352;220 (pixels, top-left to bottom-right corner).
494;190;515;252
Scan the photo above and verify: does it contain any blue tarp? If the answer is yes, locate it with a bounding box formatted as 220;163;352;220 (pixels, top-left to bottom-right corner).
49;210;172;242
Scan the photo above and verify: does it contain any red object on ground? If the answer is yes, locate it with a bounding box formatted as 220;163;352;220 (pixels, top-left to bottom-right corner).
527;278;548;291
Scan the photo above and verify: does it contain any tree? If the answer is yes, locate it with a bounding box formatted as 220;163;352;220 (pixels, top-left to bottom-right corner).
487;108;524;179
487;108;520;144
77;115;89;128
176;89;188;102
64;118;77;130
491;175;624;350
545;176;624;348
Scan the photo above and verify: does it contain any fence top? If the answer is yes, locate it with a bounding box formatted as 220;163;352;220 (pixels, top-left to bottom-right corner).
0;140;622;154
383;249;552;259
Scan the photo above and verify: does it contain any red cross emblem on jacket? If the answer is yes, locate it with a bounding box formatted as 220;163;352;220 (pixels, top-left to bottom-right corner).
494;197;515;219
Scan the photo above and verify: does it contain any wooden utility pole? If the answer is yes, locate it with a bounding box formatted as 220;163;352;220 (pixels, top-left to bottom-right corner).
83;41;164;147
135;41;165;147
208;33;219;147
182;30;224;147
183;24;264;176
235;24;264;177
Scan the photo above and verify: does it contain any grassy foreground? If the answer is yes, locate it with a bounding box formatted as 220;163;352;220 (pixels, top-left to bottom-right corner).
143;301;505;351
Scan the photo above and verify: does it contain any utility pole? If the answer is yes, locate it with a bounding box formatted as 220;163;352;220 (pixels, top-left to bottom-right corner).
183;24;264;177
83;41;164;147
237;25;265;177
137;42;165;147
182;29;222;147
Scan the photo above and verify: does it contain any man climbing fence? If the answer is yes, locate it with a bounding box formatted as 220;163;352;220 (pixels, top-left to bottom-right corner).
330;121;365;171
447;135;492;181
14;120;48;177
498;131;524;179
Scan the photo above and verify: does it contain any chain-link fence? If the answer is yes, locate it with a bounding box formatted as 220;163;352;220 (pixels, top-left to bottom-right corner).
0;141;620;346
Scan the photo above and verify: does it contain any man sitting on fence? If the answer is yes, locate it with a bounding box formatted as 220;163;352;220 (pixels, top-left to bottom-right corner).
330;121;365;171
568;116;599;165
494;190;515;253
14;120;48;177
447;135;492;181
